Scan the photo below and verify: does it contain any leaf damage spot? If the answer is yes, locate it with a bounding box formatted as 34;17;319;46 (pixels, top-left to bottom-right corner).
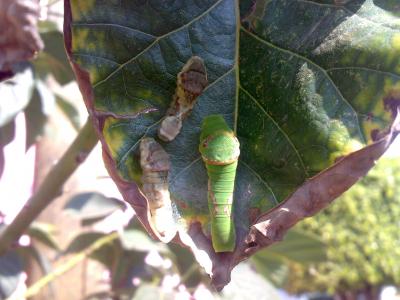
383;93;400;118
241;0;269;30
158;56;208;142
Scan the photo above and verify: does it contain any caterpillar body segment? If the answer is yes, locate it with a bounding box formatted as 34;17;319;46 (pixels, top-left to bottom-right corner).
199;115;240;252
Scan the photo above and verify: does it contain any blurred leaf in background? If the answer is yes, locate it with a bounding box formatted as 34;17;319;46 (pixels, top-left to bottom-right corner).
0;121;15;179
220;263;281;300
251;228;327;288
64;192;126;226
0;250;23;299
0;65;34;127
285;158;400;299
57;193;328;299
0;222;60;299
34;31;75;85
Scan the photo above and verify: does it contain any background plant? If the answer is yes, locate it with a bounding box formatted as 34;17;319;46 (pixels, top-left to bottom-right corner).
285;158;400;300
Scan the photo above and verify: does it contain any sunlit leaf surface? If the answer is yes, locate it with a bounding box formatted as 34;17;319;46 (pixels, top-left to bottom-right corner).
65;0;400;281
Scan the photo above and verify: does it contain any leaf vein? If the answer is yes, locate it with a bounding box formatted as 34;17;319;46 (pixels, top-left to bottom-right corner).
240;86;309;178
241;27;367;144
327;66;400;79
72;52;120;66
240;161;278;206
171;157;201;184
92;0;224;89
72;23;156;38
116;119;162;168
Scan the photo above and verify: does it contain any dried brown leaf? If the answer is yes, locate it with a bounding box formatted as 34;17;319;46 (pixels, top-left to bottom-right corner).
0;0;44;72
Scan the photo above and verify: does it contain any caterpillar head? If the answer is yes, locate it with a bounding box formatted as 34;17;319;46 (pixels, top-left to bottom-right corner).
199;115;240;165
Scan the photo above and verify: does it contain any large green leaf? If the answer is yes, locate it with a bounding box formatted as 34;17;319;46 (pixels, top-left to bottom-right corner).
64;0;400;288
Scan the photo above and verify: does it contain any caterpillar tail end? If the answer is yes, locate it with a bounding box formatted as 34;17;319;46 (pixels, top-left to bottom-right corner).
212;217;236;252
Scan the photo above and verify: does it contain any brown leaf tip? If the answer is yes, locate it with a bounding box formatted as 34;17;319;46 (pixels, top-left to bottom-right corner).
384;95;400;118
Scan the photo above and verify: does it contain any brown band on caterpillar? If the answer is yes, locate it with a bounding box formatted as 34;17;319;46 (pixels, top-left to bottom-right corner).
158;56;208;142
140;137;175;238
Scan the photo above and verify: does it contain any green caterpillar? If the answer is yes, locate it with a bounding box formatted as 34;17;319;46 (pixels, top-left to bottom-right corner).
199;115;240;252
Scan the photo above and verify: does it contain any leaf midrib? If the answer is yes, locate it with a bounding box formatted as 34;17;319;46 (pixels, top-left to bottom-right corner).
91;0;224;89
115;67;235;168
84;0;399;180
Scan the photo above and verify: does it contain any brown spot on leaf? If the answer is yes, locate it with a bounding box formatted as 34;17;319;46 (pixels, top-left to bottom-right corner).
384;94;400;118
181;65;208;96
158;56;208;142
371;128;381;142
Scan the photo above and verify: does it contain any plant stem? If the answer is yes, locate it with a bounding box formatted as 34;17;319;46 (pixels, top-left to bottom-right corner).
0;118;98;256
7;232;119;300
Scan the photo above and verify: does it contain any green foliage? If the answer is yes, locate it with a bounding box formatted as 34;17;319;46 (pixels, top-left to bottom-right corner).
55;95;81;131
34;31;75;85
0;222;59;299
27;222;59;251
286;158;400;294
68;0;400;251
